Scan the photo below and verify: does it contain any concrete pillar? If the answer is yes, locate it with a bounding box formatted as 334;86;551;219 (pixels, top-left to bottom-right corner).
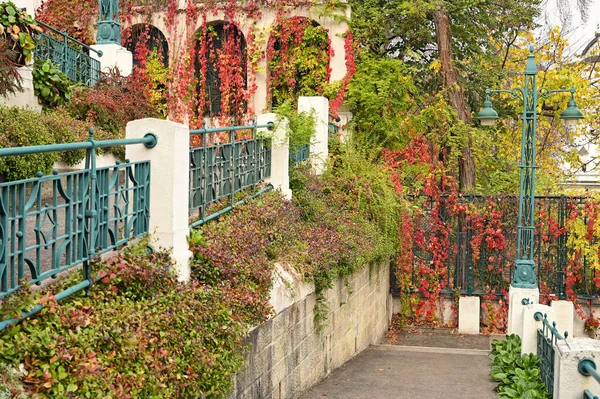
521;304;555;355
555;338;600;399
298;96;329;175
508;286;540;336
458;296;480;334
90;44;133;77
12;0;40;18
552;300;575;339
258;113;292;200
0;66;42;111
126;118;192;282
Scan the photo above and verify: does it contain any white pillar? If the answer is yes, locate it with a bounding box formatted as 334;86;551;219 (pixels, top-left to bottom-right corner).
555;338;600;399
90;44;133;77
258;113;292;200
508;286;539;336
12;0;38;18
521;304;555;355
458;296;480;334
298;96;329;175
0;66;42;111
552;300;575;339
126;118;192;282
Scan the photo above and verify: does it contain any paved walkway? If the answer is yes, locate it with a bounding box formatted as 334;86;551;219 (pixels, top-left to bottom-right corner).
299;331;499;399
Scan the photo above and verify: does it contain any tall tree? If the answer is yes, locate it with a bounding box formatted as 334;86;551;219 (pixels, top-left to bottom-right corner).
349;0;542;192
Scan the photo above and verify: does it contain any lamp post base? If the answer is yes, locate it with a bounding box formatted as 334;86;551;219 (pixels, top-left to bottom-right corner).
508;286;539;336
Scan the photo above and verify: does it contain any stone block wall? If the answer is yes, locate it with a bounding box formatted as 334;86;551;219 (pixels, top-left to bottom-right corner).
229;262;392;399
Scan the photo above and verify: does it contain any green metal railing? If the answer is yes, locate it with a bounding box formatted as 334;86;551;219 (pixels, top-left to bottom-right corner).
0;130;157;330
579;359;600;399
390;194;600;298
189;121;273;227
328;113;340;137
290;143;309;164
34;20;102;86
535;311;567;395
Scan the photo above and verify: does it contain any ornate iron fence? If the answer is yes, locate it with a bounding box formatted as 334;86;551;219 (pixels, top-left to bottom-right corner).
391;194;600;298
34;20;102;86
189;122;273;227
289;143;309;164
0;130;157;330
535;311;567;395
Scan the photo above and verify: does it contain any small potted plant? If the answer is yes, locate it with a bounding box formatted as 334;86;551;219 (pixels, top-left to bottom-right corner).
584;314;600;339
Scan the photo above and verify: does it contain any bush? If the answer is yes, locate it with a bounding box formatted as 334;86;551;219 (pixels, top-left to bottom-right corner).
191;141;402;329
42;108;120;165
65;69;158;138
0;40;22;97
0;248;249;398
0;105;123;180
0;1;38;65
489;334;551;398
0;106;57;180
32;59;73;107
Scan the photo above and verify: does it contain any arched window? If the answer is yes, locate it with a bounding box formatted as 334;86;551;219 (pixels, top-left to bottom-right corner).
123;24;169;68
194;22;247;119
267;17;330;109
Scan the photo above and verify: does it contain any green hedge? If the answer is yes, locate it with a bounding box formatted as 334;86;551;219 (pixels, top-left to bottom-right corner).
0;105;121;181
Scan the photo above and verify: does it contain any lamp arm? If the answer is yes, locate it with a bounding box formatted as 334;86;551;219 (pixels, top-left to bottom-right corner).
538;87;574;99
489;88;524;103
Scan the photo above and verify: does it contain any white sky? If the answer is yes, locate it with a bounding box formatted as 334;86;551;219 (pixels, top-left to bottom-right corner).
539;0;600;56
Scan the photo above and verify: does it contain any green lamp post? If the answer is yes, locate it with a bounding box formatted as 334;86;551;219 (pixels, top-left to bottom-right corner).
477;45;584;289
97;0;121;45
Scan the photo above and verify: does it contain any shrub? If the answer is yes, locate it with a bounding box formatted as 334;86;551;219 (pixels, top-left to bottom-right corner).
0;40;22;97
191;141;402;329
65;69;158;138
0;1;38;64
32;59;73;107
273;99;315;162
0;105;57;180
489;334;551;399
42;107;120;165
0;248;249;398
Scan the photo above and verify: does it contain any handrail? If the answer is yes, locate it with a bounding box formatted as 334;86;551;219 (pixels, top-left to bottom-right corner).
0;132;157;158
35;19;103;57
580;359;600;384
534;311;566;341
190;121;274;135
580;359;600;399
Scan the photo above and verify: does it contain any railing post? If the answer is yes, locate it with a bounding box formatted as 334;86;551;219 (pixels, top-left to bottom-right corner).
522;304;555;354
126;118;192;282
258;113;291;199
298;96;329;175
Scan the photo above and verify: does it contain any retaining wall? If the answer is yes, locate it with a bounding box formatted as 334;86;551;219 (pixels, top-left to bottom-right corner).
229;262;392;399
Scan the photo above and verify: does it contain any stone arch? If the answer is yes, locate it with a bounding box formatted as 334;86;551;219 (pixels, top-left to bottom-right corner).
193;21;247;119
267;16;331;109
123;24;169;68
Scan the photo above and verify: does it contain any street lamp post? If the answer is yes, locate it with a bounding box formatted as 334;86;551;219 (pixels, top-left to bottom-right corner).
477;45;583;332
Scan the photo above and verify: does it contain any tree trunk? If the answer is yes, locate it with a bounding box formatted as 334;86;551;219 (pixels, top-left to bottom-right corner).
433;6;476;193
